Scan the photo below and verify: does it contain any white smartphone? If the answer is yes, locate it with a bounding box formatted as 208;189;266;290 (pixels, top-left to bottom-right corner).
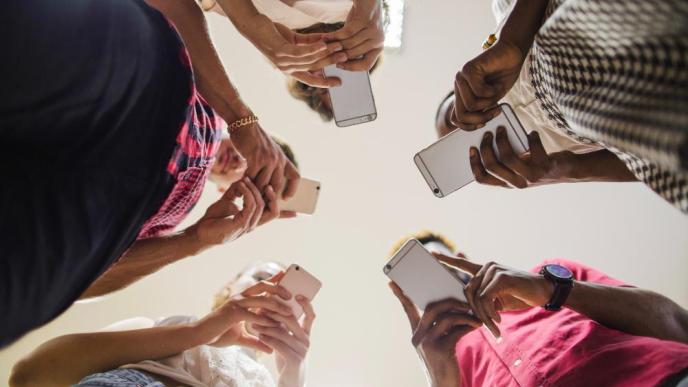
245;264;321;336
278;178;321;215
277;264;322;319
414;103;529;198
323;64;377;127
384;239;467;310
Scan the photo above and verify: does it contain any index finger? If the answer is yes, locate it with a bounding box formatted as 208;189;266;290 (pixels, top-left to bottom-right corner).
432;252;482;276
282;163;301;200
389;282;420;329
296;295;316;335
411;298;472;347
336;48;382;72
291;71;342;88
242;280;292;301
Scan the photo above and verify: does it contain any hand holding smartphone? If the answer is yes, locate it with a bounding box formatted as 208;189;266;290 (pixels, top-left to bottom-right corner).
414;103;529;197
384;239;467;310
278;178;321;215
324;64;377;127
245;264;322;336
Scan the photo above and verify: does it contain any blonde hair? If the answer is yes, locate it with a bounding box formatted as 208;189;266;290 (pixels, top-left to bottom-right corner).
388;231;458;258
211;261;286;310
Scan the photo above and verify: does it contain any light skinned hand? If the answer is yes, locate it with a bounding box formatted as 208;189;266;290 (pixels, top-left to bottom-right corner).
253;296;315;387
194;274;295;352
323;0;384;72
230;122;301;200
192;178;265;246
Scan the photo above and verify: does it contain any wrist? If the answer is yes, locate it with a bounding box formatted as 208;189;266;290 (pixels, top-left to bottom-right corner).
181;226;213;254
179;321;211;348
214;95;253;127
428;364;460;387
535;275;555;307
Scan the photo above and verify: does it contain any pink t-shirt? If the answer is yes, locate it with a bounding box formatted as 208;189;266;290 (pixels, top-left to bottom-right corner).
137;21;223;240
456;259;688;387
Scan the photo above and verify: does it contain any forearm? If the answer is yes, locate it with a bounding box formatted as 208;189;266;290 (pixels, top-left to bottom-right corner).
499;0;549;55
569;149;637;182
10;324;201;387
146;0;251;122
565;282;688;343
80;229;205;299
278;363;306;387
215;0;261;34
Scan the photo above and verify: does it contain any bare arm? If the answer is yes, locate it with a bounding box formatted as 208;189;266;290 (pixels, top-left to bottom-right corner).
145;0;252;121
436;255;688;344
82;179;275;299
9;324;202;387
11;278;293;387
499;0;550;55
566;282;688;344
80;230;205;299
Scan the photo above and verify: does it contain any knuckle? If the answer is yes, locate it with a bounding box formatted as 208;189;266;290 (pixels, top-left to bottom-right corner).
461;62;477;75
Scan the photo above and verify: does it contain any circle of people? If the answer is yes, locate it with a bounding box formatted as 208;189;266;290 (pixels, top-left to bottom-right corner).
3;0;688;386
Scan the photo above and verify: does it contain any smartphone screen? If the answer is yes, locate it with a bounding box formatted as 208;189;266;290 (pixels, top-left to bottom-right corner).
323;64;377;127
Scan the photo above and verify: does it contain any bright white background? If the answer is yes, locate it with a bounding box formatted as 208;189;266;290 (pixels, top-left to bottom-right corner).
2;1;687;386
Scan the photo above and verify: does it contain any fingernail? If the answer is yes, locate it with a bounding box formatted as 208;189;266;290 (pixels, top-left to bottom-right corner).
296;295;305;301
485;132;492;140
470;147;477;157
333;43;343;51
497;126;505;135
336;53;348;62
476;124;485;129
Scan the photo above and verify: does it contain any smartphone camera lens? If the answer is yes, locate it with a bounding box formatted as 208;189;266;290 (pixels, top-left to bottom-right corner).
384;264;392;271
433;188;440;194
295;266;300;271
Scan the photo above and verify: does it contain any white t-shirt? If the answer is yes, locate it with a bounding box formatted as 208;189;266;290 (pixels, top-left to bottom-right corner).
202;0;352;30
103;316;275;387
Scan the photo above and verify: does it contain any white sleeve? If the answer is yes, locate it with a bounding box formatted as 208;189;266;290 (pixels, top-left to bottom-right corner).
99;316;156;332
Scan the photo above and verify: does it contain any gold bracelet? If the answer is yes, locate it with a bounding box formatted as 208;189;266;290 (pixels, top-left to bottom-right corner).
482;33;497;50
228;115;259;132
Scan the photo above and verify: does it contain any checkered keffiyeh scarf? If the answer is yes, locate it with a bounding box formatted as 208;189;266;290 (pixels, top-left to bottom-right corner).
528;0;688;212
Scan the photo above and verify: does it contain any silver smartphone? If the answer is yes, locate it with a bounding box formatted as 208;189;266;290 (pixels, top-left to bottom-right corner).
384;239;467;311
414;103;529;198
277;178;321;215
323;64;377;127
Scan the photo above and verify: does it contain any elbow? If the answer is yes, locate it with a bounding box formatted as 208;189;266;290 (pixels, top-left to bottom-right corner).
9;360;35;387
671;308;688;344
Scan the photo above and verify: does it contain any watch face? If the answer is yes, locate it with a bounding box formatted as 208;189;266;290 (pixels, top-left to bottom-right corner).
545;264;573;280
